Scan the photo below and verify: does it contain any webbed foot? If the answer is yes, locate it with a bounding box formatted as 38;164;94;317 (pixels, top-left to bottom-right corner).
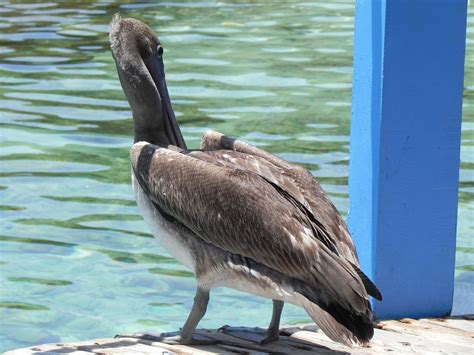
115;332;218;345
258;332;279;345
218;325;280;344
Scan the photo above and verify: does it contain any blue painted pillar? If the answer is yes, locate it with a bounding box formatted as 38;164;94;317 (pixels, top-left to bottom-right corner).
348;0;468;319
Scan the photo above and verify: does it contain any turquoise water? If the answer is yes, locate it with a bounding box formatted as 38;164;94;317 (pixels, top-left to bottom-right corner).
0;0;472;352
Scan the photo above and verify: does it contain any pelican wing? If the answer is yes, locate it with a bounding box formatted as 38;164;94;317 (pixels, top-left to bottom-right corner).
188;145;381;301
132;142;321;276
134;143;371;293
201;132;359;263
200;132;381;301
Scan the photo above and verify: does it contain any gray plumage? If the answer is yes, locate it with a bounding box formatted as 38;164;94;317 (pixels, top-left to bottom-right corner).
110;14;381;347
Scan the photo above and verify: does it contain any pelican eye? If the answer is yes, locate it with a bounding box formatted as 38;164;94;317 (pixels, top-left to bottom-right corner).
157;45;164;57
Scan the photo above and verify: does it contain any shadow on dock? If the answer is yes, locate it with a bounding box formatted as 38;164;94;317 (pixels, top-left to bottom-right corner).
6;315;474;354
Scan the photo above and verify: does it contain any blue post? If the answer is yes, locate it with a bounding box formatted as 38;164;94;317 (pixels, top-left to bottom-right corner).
348;0;468;319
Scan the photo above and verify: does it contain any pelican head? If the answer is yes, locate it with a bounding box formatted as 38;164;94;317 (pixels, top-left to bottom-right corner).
109;14;186;148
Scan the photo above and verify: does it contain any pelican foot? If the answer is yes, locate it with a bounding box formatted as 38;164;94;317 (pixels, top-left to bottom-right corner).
218;325;279;344
258;332;279;345
115;332;218;345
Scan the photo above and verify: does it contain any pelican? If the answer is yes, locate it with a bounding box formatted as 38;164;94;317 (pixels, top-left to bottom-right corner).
109;14;381;347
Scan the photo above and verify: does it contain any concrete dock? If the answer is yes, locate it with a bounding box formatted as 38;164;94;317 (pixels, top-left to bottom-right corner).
5;315;473;354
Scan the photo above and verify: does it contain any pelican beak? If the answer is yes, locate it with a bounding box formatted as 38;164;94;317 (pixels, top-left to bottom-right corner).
143;53;187;149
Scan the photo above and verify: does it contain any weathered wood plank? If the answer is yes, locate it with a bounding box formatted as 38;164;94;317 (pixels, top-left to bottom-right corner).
5;316;474;354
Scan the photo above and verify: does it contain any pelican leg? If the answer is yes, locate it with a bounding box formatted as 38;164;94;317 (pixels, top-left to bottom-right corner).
176;287;214;344
218;299;284;344
157;287;217;345
116;287;217;345
259;299;284;345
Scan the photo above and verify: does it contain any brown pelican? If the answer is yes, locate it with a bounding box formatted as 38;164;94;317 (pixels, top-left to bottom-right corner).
109;14;381;347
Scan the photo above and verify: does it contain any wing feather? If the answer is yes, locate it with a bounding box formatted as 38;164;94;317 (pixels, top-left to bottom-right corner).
132;142;312;276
